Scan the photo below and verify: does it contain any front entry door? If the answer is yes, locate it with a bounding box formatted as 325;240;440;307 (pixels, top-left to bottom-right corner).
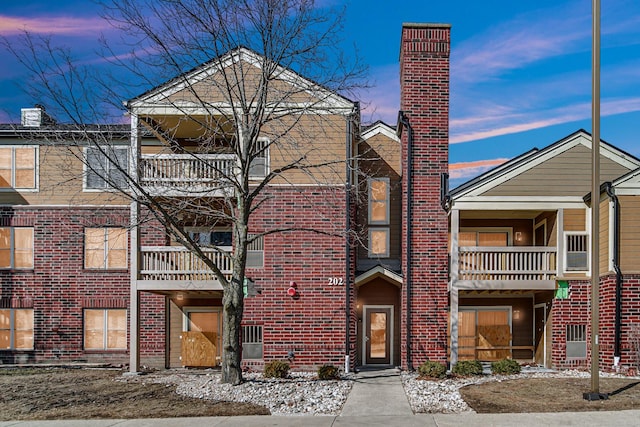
363;306;393;365
534;303;546;367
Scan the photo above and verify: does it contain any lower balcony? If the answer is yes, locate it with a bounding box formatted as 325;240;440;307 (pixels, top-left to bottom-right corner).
453;246;557;290
135;246;231;292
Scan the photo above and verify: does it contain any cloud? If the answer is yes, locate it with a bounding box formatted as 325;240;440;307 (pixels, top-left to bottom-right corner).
0;14;110;36
358;64;399;125
449;158;509;180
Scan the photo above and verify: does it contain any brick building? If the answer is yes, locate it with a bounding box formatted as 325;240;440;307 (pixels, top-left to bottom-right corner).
3;22;638;374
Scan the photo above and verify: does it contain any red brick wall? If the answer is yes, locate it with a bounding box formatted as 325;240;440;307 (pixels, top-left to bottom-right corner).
399;24;451;368
550;275;640;371
0;207;167;365
242;186;351;370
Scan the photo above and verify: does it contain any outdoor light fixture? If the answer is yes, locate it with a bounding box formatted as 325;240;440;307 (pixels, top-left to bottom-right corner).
287;281;297;297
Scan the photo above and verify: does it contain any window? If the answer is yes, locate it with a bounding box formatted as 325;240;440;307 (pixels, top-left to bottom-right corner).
368;228;390;258
0;309;34;350
0;227;34;269
459;230;510;247
187;229;233;247
84;309;127;350
249;139;269;179
85;146;128;190
368;178;390;224
242;325;263;359
85;228;128;269
565;233;588;271
0;146;37;190
566;324;587;359
247;234;264;268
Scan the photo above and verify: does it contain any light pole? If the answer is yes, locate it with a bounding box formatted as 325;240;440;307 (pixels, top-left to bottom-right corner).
583;0;608;401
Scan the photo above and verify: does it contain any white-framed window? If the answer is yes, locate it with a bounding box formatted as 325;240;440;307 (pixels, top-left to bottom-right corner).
249;138;269;179
84;227;128;269
368;178;390;225
0;227;34;269
84;309;127;350
242;324;263;359
0;146;38;190
84;146;128;190
0;308;34;350
566;324;587;360
564;232;588;272
368;228;390;258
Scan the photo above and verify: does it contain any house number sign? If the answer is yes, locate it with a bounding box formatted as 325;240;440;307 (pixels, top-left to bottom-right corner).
328;277;344;286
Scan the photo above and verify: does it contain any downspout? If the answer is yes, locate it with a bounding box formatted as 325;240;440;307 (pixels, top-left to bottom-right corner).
344;105;357;374
398;111;413;370
605;182;622;366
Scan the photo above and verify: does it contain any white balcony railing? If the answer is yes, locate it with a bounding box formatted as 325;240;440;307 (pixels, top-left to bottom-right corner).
458;246;557;281
140;246;232;281
140;153;236;195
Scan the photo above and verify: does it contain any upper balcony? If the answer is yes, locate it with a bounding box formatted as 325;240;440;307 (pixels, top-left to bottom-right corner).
135;245;231;292
139;153;236;197
453;246;557;291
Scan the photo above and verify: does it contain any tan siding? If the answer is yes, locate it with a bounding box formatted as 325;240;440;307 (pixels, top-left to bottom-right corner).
483;145;632;197
168;300;183;368
563;209;586;231
0;145;129;206
619;195;640;273
535;212;558;246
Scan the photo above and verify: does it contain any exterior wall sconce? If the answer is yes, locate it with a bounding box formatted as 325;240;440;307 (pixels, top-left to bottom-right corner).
287;281;297;297
513;309;521;320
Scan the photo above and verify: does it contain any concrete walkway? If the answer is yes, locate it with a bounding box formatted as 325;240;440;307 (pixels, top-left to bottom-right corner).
340;367;412;416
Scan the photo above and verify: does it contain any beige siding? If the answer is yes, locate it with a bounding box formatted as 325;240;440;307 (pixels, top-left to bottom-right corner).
483;145;632;197
563;209;586;231
0;144;129;206
619;195;640;273
168;300;183;368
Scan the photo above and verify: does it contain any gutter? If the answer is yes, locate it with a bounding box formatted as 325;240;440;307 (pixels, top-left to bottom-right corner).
605;183;623;365
344;104;358;373
397;111;413;370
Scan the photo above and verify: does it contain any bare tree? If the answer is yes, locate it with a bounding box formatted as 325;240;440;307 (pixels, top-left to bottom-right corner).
4;0;366;384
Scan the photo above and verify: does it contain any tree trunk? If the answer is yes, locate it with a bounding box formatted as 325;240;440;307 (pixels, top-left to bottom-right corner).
221;274;244;384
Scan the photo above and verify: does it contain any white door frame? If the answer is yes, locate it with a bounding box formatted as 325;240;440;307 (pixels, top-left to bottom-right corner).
362;304;394;366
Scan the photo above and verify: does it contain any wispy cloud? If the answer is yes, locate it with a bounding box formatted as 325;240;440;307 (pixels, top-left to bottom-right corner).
449;158;509;180
0;14;110;36
358;64;399;124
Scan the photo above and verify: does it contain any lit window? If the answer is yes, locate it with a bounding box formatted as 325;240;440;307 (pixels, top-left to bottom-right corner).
0;309;34;350
0;227;34;269
369;228;390;258
368;178;389;224
84;309;127;350
0;146;37;190
85;146;128;190
85;228;128;269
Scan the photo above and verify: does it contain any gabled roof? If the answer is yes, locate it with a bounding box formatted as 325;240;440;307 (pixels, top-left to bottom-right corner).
126;46;355;113
611;166;640;195
355;265;403;288
451;129;640;202
361;121;399;142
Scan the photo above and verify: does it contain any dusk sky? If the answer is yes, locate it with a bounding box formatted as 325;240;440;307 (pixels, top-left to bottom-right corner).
2;0;640;188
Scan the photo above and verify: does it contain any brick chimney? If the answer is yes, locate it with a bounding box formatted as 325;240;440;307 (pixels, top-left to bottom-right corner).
399;23;450;368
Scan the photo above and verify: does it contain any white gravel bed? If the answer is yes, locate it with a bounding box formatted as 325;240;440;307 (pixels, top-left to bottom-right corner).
121;370;353;416
401;368;640;414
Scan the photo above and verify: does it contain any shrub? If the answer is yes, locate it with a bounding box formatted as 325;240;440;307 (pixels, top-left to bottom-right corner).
491;358;521;375
452;360;484;376
317;364;340;380
417;360;446;379
263;360;290;378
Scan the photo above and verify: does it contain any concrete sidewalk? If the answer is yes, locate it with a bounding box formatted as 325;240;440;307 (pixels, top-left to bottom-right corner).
340;367;412;416
2;411;640;427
